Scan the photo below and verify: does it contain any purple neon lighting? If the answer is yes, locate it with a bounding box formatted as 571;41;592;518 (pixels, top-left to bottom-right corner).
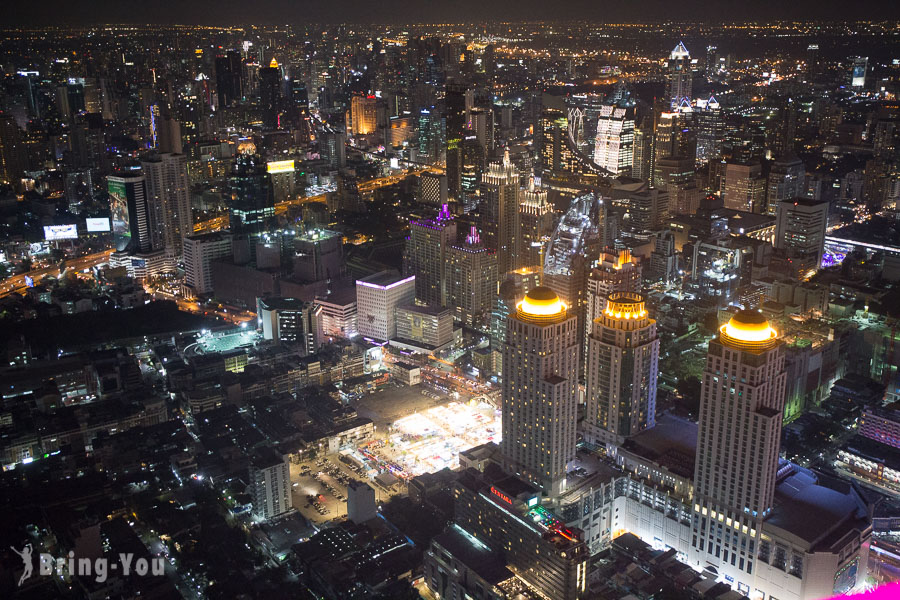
466;226;481;245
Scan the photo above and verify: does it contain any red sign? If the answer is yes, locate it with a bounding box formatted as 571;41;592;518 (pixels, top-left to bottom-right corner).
490;486;513;506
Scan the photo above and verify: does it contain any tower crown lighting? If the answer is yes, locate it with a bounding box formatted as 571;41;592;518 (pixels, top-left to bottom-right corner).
603;291;647;320
516;286;567;323
719;309;778;350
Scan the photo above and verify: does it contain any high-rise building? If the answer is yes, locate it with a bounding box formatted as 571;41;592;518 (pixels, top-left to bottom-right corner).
851;57;868;89
228;153;276;239
501;287;578;495
183;231;233;296
585;249;642;335
293;229;343;284
403;203;457;307
141;153;192;257
774;197;828;278
395;304;455;351
447;226;499;327
355;271;416;342
249;447;292;522
215;50;243;108
108;172;151;252
417;107;443;164
695;96;724;166
478;151;519;274
346;481;377;524
657;156;700;215
593;105;634;176
517;177;555;269
445;82;468;201
632;118;653;181
320;132;347;169
584;291;659;446
722;161;766;213
258;58;282;129
0;113;26;193
766;157;806;216
257;297;322;354
691;310;785;593
666;42;692;110
418;172;448;206
350;94;377;136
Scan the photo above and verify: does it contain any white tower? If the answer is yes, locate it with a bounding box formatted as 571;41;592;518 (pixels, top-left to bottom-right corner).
692;310;786;589
501;286;579;496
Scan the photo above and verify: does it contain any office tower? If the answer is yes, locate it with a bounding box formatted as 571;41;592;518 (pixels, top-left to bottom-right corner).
215;50;243;108
258;58;282;129
766;156;806;215
585;248;642;331
501;287;578;496
346;481;377;524
649;231;677;283
444;468;589;600
517;178;554;269
539;96;566;175
666;41;692;110
445;82;467;201
632;118;653;181
448;226;499;327
775;198;828;278
316;287;358;340
692;310;785;592
0;113;25;193
249;447;292;522
256;297;322;354
652;111;679;188
350;95;377;135
593;105;634;176
141;153;192;257
355;271;416;342
418;172;448;206
469;106;494;151
183;232;233;296
228;153;276;239
584;291;659;446
851;57;868;89
108;172;151;252
395;305;455;350
657;156;700;215
478;151;519;274
293;229;343;284
417;107;442;164
695;96;724;166
320;132;347;169
722;161;766;213
705;45;718;77
403;203;457;307
611;180;669;237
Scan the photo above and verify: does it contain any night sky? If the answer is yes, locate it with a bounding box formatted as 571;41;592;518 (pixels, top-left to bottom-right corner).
2;0;898;26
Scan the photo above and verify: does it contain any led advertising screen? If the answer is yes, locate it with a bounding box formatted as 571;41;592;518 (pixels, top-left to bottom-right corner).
267;160;295;174
108;179;131;251
86;217;111;232
43;224;78;240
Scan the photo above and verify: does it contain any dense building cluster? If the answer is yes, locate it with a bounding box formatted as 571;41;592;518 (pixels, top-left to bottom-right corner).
1;18;900;600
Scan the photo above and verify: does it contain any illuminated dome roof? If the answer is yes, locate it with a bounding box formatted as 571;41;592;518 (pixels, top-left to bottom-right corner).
516;286;567;324
237;139;257;155
720;309;778;350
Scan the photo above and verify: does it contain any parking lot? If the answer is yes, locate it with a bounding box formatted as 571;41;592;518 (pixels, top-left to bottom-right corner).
290;456;398;525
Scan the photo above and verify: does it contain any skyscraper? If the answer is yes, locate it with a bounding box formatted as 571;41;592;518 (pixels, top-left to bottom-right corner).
355;271;416;342
447;226;499;327
403;203;457;307
108;172;151;252
584;291;659;446
517;177;555;270
445;82;467;201
774;197;828;278
215;50;243;108
478;151;520;275
183;231;233;296
722;161;766;213
250;447;292;522
692;310;785;592
593;105;634;176
258;58;282;129
141;153;192;257
228;153;276;239
501;287;578;496
350;95;377;136
0;113;25;193
695;96;724;166
666;42;693;110
766;156;806;216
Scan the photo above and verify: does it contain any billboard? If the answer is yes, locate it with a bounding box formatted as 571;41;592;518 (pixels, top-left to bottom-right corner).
108;179;131;251
267;160;295;174
86;217;111;232
43;224;78;240
852;57;867;88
